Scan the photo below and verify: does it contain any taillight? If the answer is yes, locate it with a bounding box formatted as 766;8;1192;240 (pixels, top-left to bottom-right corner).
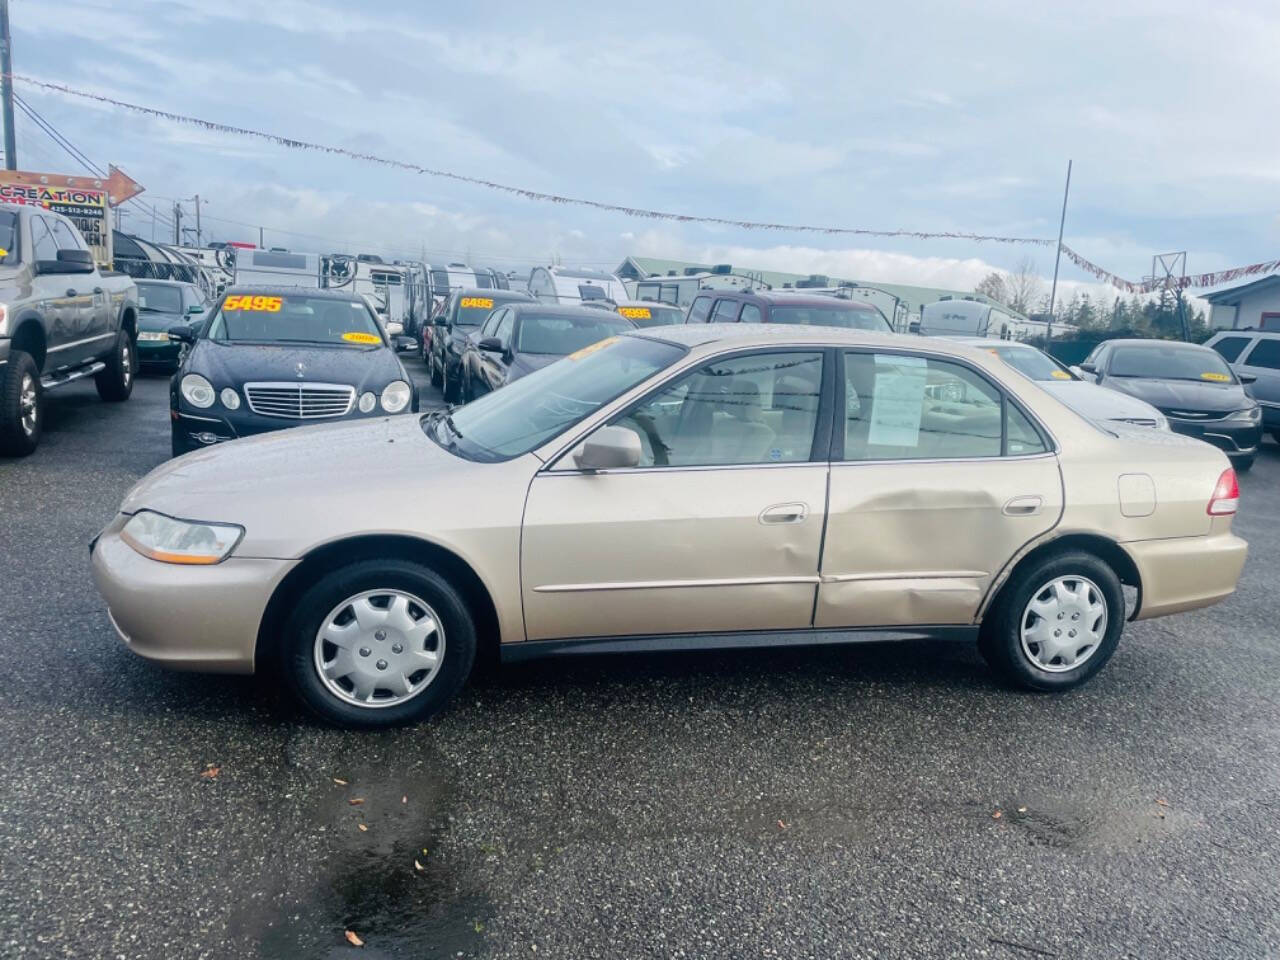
1207;468;1239;516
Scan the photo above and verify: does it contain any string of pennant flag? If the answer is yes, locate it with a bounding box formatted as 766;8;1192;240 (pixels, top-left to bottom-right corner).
12;75;1276;295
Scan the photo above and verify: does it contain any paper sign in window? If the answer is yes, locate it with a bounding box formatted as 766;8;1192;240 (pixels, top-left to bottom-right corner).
868;354;927;446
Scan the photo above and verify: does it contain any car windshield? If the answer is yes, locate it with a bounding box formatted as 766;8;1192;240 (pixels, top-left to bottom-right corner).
768;304;891;331
452;293;523;326
0;210;16;266
620;304;683;327
136;283;184;314
989;345;1076;381
516;313;632;355
1110;345;1235;382
206;293;383;347
433;336;684;460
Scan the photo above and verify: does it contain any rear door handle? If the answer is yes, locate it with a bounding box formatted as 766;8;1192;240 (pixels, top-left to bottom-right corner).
93;286;103;294
759;502;808;524
1003;495;1043;516
65;288;78;297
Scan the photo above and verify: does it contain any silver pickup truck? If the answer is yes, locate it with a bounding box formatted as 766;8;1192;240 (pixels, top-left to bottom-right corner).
0;203;139;456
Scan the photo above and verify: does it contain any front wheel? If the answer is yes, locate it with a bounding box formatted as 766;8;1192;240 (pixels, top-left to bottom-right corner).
441;359;460;404
95;329;135;402
430;351;442;387
978;550;1124;691
281;559;477;728
0;350;42;457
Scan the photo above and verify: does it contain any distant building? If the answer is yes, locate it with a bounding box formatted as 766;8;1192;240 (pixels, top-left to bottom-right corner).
1202;274;1280;331
614;255;1034;332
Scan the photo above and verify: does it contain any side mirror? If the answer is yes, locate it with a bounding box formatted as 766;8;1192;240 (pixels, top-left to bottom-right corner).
394;335;416;353
1078;362;1096;374
187;303;205;315
385;320;404;336
573;425;642;471
167;324;197;344
35;250;95;275
478;337;504;353
1239;372;1257;385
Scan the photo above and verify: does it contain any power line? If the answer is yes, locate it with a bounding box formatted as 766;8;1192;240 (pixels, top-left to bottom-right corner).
13;90;175;232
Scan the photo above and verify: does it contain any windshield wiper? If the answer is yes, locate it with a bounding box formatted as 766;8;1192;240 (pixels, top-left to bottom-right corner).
444;413;463;439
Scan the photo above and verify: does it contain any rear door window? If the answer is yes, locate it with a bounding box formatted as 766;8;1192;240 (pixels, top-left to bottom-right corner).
1242;338;1280;370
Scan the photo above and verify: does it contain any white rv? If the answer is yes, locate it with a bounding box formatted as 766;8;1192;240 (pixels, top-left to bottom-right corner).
528;266;628;305
629;270;757;307
918;296;1072;342
232;248;322;288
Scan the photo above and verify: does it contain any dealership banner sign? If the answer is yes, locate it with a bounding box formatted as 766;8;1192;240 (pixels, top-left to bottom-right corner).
0;167;143;266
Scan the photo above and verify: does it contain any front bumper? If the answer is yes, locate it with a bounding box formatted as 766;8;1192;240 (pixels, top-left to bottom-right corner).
90;517;292;673
137;339;183;364
1126;530;1248;621
1165;415;1261;457
171;397;416;448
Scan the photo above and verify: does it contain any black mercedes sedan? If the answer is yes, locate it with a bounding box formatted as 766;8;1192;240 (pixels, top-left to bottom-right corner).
167;288;418;457
459;303;633;402
1079;338;1261;470
429;287;534;403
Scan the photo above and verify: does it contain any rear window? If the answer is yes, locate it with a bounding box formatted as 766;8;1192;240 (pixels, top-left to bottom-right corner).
516;313;631;355
769;304;891;332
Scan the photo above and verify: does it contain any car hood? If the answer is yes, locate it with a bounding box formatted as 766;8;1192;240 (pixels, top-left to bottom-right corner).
1040;379;1163;420
137;309;187;332
188;340;405;391
1105;376;1247;414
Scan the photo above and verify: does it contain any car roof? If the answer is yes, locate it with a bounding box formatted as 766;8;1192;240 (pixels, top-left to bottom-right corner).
616;299;681;309
510;303;631;318
697;289;878;309
630;323;986;355
221;285;362;300
1210;328;1280;338
452;287;533;299
1103;338;1214;351
947;336;1038;350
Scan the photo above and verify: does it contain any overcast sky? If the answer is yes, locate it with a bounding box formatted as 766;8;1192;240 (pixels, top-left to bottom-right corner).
11;0;1279;300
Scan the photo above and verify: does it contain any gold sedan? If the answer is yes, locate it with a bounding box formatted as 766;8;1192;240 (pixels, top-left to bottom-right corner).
91;326;1248;727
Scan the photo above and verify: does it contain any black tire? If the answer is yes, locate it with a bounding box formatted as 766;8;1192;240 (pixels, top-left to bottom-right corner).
0;350;42;457
281;558;477;728
978;550;1124;692
1233;455;1255;474
1271;430;1280;446
95;329;135;402
430;350;442;387
441;359;460;404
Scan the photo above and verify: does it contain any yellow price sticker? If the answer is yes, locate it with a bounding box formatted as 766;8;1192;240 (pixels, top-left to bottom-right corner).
619;306;652;320
460;297;493;309
568;336;619;362
1200;371;1230;382
1050;369;1072;380
0;248;7;258
224;295;282;312
342;331;382;345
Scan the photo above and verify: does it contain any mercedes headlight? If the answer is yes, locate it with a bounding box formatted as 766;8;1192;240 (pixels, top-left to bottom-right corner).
180;373;215;408
380;380;411;413
120;510;244;565
1227;404;1262;423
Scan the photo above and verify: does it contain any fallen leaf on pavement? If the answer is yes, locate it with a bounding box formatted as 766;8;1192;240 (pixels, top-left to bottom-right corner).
357;823;368;832
333;778;348;786
992;810;1003;820
200;766;220;779
777;819;788;830
414;859;425;872
1155;798;1169;807
344;930;364;947
348;798;365;806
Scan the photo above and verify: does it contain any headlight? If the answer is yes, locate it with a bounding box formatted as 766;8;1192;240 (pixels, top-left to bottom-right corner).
180;373;215;408
380;380;411;413
1227;405;1262;423
137;331;170;342
358;391;376;413
220;387;240;410
120;510;244;565
1154;414;1170;431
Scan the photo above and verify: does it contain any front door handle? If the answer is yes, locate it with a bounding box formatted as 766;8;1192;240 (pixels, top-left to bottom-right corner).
65;288;78;297
1003;495;1043;516
93;286;103;294
759;502;808;524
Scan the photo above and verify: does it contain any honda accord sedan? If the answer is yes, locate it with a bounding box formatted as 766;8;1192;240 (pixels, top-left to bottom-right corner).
92;325;1248;728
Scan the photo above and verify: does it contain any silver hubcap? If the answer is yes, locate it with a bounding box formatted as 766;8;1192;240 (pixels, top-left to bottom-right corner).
313;589;445;708
19;373;37;435
122;342;132;386
1020;575;1107;673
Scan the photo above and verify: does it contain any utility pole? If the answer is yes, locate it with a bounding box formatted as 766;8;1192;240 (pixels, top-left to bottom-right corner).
1045;159;1072;347
1;0;17;170
151;204;156;242
172;201;182;246
259;225;264;248
193;193;201;247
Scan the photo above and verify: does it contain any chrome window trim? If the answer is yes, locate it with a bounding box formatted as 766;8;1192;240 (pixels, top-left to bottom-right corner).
538;461;832;478
828;451;1058;467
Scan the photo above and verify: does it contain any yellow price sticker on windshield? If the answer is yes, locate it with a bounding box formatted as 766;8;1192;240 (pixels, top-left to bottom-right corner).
1050;369;1072;380
224;295;282;312
0;248;7;258
342;331;381;345
619;306;651;320
568;336;619;362
1201;371;1230;382
460;297;493;309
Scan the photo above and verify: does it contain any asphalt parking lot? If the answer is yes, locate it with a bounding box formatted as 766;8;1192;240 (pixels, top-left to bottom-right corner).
3;355;1279;960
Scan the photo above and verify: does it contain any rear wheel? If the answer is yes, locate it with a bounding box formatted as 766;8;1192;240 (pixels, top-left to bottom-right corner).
281;559;477;728
430;350;442;387
978;550;1124;691
95;329;135;402
441;359;460;403
1233;455;1255;473
0;350;42;457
